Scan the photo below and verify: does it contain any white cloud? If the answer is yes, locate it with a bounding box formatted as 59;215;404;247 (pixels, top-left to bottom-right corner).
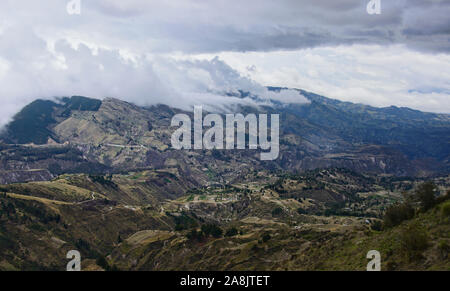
205;45;450;113
0;30;310;127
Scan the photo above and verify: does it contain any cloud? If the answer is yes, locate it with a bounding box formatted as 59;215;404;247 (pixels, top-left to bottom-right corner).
0;0;449;127
1;1;450;54
208;45;450;113
0;29;309;127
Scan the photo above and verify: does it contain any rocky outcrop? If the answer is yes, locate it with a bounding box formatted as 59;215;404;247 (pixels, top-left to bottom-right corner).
0;169;53;184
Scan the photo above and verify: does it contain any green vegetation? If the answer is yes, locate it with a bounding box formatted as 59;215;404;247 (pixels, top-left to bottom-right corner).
271;207;283;217
415;182;437;211
441;201;450;217
225;227;238;237
400;222;429;262
0;94;449;271
262;233;271;243
0;168;448;271
186;224;223;242
201;224;223;238
61;96;102;112
173;213;198;231
383;202;415;228
370;220;383;231
88;175;118;188
4;100;58;144
3;96;102;145
96;256;119;271
383;182;449;229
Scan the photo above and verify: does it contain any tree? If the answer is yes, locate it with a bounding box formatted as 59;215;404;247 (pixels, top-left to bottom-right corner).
383;202;415;228
201;224;223;238
186;229;203;241
225;227;238;237
415;182;436;211
262;234;271;243
400;222;429;261
297;208;307;215
96;256;109;270
370;220;383;231
271;207;283;217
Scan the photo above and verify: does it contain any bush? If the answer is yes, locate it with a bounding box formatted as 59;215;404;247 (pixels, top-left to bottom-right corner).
96;256;118;271
437;240;449;259
271;207;283;217
436;190;450;204
96;256;109;270
88;175;118;188
441;201;450;217
383;203;415;228
400;222;429;261
262;234;271;243
225;227;238;237
297;208;307;215
201;224;223;238
415;182;436;211
186;229;204;242
186;224;223;241
173;213;198;231
370;220;383;231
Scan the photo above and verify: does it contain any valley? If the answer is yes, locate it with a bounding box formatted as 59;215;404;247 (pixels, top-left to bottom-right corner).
0;167;449;270
0;91;449;271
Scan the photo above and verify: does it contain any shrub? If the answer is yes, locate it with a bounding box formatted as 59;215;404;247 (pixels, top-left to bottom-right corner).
186;229;204;242
201;224;223;238
186;224;223;241
225;227;238;237
96;256;118;271
297;208;307;215
415;182;436;211
370;220;383;231
441;201;450;217
436;190;450;204
400;222;429;261
271;207;283;217
437;240;449;259
96;256;109;270
383;203;415;228
262;234;271;243
173;213;198;231
88;175;118;188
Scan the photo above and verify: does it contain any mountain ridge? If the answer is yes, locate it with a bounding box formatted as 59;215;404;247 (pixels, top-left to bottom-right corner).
0;89;449;186
0;90;449;271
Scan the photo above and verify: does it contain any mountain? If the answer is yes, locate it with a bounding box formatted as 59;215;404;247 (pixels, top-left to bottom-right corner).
0;90;449;186
0;90;449;271
2;96;102;145
0;167;448;271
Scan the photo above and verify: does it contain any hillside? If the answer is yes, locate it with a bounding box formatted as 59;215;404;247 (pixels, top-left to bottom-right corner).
0;90;449;186
0;169;448;271
0;90;449;271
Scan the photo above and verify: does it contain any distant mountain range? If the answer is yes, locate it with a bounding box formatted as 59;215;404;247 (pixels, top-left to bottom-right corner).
0;88;449;184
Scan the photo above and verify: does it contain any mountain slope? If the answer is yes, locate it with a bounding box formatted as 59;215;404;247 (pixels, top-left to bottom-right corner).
0;169;448;271
0;89;449;186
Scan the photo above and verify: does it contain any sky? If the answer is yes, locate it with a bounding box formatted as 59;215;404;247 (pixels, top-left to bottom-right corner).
0;0;449;127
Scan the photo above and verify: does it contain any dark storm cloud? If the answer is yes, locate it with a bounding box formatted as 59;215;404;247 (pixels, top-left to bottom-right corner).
84;0;450;53
2;1;447;53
